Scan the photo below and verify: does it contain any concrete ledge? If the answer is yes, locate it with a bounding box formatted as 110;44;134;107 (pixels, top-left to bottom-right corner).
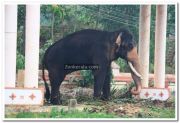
5;88;44;105
139;88;170;101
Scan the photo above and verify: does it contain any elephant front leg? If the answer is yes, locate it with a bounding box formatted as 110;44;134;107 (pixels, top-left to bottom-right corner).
102;66;111;100
93;67;107;99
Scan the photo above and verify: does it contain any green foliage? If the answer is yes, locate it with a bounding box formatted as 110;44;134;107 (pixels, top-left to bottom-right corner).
17;27;25;55
149;63;154;73
15;112;49;118
39;39;54;65
50;107;61;117
79;70;94;87
17;5;25;29
149;5;175;72
17;5;26;55
16;5;26;71
41;5;64;42
166;65;175;74
167;5;175;35
140;106;175;118
12;108;117;118
56;110;117;118
40;27;51;42
116;58;129;72
16;51;25;70
78;69;113;87
111;82;135;99
16;29;25;70
41;5;64;25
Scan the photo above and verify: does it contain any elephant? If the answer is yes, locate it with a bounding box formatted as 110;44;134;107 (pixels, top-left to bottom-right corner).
42;28;142;105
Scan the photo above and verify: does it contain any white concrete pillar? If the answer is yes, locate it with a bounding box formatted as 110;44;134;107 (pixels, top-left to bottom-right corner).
138;5;151;88
24;5;40;88
154;5;167;88
5;5;18;88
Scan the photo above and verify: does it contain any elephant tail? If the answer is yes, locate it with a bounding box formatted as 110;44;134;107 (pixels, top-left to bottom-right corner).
42;59;50;102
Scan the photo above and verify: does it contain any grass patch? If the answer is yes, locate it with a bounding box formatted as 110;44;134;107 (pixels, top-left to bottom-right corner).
16;112;50;118
141;106;175;118
6;108;117;118
57;111;117;118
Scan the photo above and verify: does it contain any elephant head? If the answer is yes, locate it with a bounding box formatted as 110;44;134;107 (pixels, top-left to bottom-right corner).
113;29;142;95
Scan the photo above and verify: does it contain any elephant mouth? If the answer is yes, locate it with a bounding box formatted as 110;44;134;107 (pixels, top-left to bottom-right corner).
128;61;143;80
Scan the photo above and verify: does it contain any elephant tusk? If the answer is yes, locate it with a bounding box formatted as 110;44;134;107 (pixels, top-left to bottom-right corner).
128;61;143;80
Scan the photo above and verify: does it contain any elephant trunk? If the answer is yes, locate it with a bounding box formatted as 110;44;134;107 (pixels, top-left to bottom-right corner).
127;47;142;95
129;59;142;95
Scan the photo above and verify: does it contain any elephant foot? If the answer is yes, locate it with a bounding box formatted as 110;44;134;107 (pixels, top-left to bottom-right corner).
50;95;62;105
101;95;110;101
93;96;101;101
51;98;62;105
45;93;50;102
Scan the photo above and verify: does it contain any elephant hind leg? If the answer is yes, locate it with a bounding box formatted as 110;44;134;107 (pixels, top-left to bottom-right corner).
48;68;65;105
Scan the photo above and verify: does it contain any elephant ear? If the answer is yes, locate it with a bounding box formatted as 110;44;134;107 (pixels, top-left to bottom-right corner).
115;33;122;52
115;33;122;46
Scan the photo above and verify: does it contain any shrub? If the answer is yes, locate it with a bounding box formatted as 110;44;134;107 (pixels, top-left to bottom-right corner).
16;51;25;71
79;70;94;87
116;58;129;72
39;39;54;67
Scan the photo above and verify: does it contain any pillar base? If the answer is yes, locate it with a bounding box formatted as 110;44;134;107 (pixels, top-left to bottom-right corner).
5;88;44;105
139;88;170;101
